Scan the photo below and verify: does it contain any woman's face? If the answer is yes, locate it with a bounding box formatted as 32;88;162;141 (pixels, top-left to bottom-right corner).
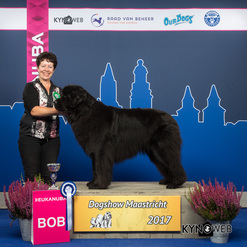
37;59;55;83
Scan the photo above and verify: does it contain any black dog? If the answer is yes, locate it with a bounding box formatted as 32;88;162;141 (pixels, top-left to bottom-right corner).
55;85;187;189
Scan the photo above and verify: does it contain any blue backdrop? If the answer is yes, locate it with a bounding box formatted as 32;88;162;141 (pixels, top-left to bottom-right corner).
0;0;246;191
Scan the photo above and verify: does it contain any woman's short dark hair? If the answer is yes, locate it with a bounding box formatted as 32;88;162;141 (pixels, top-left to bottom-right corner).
36;52;58;69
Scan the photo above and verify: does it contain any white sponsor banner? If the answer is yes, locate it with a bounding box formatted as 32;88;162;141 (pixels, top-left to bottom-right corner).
1;8;247;31
0;8;26;30
49;8;247;31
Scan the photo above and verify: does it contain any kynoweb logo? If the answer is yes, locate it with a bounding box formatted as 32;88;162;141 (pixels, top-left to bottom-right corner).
182;221;232;236
53;15;83;25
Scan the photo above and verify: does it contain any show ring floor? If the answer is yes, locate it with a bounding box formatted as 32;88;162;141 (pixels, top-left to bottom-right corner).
56;181;206;239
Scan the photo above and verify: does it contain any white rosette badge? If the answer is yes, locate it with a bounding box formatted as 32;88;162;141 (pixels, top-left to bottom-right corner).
60;181;77;231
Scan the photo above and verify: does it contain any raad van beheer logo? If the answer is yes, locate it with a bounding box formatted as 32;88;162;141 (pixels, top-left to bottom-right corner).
204;10;220;27
91;13;104;27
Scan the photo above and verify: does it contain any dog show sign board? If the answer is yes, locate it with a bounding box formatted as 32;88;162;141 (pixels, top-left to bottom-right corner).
32;190;70;245
74;195;181;232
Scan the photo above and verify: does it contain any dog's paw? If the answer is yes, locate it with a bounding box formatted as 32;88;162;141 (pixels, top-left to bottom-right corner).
88;182;108;189
166;183;180;189
159;178;170;185
86;180;94;187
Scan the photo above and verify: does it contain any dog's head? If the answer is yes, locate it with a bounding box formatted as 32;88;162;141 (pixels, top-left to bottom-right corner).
103;212;112;220
55;85;94;114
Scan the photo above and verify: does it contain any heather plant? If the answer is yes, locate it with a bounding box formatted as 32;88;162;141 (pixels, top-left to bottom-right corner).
185;179;244;221
3;177;49;224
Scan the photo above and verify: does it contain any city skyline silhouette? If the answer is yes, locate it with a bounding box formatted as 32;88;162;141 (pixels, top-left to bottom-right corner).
0;59;246;191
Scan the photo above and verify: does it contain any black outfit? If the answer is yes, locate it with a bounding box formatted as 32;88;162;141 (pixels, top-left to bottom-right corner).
19;78;62;183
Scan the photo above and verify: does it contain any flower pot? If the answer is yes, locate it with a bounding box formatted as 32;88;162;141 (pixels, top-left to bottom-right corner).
210;220;231;244
19;219;31;241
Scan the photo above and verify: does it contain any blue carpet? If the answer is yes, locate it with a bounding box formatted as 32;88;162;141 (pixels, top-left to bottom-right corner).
0;209;246;246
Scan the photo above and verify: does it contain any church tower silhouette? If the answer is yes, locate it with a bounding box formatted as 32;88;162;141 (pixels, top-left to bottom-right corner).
98;63;122;108
130;59;153;109
202;85;226;126
174;85;200;125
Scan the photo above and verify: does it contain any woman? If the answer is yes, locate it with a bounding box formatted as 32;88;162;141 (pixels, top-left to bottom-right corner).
19;51;63;183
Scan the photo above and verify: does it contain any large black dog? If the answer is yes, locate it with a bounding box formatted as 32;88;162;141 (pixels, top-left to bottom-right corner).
55;85;187;189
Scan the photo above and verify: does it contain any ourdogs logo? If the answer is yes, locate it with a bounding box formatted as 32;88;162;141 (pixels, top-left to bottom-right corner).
182;222;232;236
53;15;83;25
91;13;104;27
164;14;194;26
204;10;220;27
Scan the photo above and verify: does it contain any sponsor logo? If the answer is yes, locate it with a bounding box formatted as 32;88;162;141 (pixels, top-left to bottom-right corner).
204;10;220;27
90;212;112;229
35;196;66;202
91;13;104;27
182;221;232;236
106;16;154;22
91;14;154;26
164;14;194;26
53;15;83;25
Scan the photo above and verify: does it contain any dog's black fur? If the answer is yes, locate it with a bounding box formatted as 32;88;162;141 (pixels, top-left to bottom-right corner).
55;85;187;189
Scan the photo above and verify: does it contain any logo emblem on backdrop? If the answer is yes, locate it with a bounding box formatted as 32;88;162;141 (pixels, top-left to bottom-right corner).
204;11;220;27
91;13;104;27
53;15;83;25
90;212;112;229
164;14;194;26
64;16;73;25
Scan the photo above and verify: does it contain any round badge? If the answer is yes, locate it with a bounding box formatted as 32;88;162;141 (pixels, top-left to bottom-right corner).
91;13;104;27
53;92;61;100
204;10;220;27
60;181;77;198
203;223;213;234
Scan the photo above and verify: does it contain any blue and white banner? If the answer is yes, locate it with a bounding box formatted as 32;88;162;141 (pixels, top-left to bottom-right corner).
49;8;247;31
1;8;247;31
